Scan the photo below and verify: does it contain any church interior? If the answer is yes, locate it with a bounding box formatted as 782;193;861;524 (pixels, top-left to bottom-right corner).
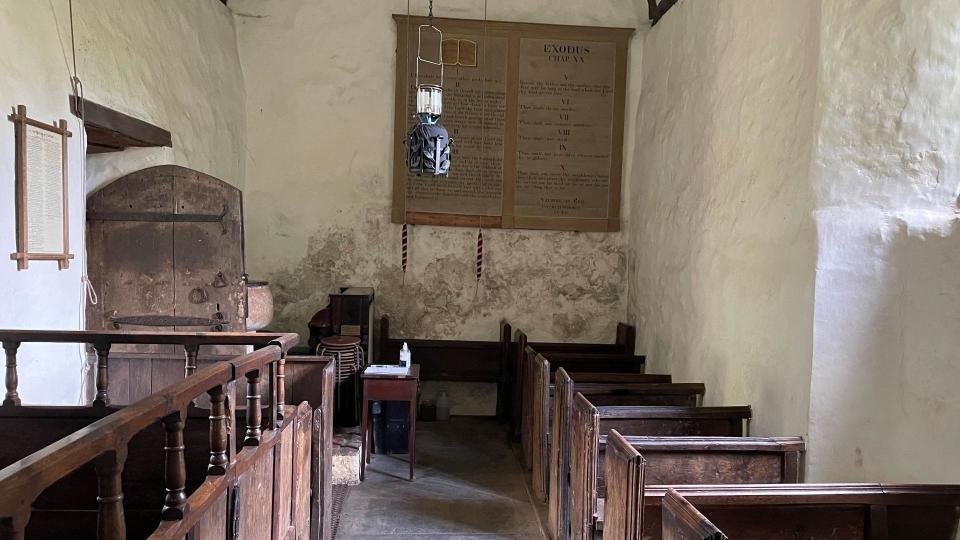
2;0;960;538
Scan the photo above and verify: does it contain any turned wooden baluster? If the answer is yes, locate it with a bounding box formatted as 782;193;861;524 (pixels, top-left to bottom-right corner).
267;360;278;430
207;385;229;475
244;369;262;446
183;344;199;378
3;341;20;406
276;353;286;426
93;343;111;407
95;447;127;540
161;410;187;520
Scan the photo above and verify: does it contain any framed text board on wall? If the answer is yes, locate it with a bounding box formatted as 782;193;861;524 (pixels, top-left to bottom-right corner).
391;15;633;232
8;105;74;270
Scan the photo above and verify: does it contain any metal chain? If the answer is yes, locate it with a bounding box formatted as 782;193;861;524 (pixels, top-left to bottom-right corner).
429;0;433;19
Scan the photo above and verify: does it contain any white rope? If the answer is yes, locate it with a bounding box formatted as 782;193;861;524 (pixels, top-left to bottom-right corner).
66;0;100;404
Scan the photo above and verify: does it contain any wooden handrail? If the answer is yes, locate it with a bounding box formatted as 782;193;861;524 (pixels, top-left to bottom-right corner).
0;329;299;407
0;329;297;348
0;342;289;538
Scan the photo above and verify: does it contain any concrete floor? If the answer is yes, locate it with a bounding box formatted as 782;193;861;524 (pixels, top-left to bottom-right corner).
337;417;548;539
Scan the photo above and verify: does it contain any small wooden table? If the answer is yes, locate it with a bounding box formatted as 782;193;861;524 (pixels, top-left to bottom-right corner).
360;365;419;481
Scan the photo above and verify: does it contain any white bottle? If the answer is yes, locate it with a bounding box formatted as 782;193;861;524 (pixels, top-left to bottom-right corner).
400;342;411;369
437;391;450;421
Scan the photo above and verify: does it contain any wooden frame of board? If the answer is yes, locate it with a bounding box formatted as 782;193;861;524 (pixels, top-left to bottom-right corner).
8;105;74;270
392;15;633;232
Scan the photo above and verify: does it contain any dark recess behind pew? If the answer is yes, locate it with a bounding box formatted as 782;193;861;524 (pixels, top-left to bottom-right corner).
378;316;503;382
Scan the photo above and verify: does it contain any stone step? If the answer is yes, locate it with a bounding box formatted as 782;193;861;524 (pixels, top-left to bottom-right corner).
333;427;362;486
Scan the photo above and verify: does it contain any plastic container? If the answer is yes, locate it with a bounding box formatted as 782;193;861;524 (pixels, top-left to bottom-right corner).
436;391;450;421
400;342;411;368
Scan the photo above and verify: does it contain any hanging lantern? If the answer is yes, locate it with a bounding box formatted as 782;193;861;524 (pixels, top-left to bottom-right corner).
406;12;452;176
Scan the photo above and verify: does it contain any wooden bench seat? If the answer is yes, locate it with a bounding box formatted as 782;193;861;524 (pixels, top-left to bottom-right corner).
528;360;691;501
597;433;803;498
510;324;636;441
521;348;648;470
594;431;803;539
659;489;728;540
558;372;671;384
601;432;960;540
647;485;960;540
560;395;751;540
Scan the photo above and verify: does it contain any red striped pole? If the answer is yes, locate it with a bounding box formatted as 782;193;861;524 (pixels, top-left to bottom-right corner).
476;230;483;282
402;223;409;283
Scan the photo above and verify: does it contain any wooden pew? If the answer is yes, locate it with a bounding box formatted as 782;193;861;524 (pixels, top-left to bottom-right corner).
0;402;313;539
660;489;726;540
562;372;669;384
597;434;802;496
601;431;646;540
632;485;960;540
601;432;960;540
510;324;636;441
380;316;510;418
274;355;337;540
521;347;646;469
546;368;695;539
527;360;686;502
0;330;332;540
562;394;751;540
595;430;803;539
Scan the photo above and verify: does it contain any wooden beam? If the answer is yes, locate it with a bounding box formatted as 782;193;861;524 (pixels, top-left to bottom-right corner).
69;96;172;153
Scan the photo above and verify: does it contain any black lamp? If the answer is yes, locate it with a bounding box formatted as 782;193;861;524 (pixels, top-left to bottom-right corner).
406;20;452;176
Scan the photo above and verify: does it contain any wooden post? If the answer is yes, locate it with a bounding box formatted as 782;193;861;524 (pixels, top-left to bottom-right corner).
93;343;111;407
2;341;20;406
497;321;511;420
0;508;31;540
244;369;262;446
276;353;286;426
267;359;278;430
95;447;127;540
183;344;199;378
225;380;238;467
161;411;187;520
207;384;229;475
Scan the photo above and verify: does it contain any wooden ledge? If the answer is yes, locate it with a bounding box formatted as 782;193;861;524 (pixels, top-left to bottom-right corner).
69;96;172;153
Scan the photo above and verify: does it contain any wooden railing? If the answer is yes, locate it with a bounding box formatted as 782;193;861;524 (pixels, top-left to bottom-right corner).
0;330;299;539
0;330;297;409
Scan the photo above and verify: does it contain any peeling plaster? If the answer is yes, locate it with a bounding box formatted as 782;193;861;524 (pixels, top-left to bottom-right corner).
265;205;627;344
235;0;642;344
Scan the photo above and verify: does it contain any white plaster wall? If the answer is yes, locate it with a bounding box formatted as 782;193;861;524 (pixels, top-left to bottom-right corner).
73;0;246;193
232;0;643;344
807;0;960;482
627;0;820;439
0;0;244;404
0;1;87;404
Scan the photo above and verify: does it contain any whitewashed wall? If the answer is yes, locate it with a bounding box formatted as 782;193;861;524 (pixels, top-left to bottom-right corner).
0;0;245;404
0;1;87;404
807;0;960;482
627;0;820;439
232;0;643;345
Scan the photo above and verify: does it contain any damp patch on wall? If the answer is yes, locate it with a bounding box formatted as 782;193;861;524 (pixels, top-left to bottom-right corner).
261;207;626;343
